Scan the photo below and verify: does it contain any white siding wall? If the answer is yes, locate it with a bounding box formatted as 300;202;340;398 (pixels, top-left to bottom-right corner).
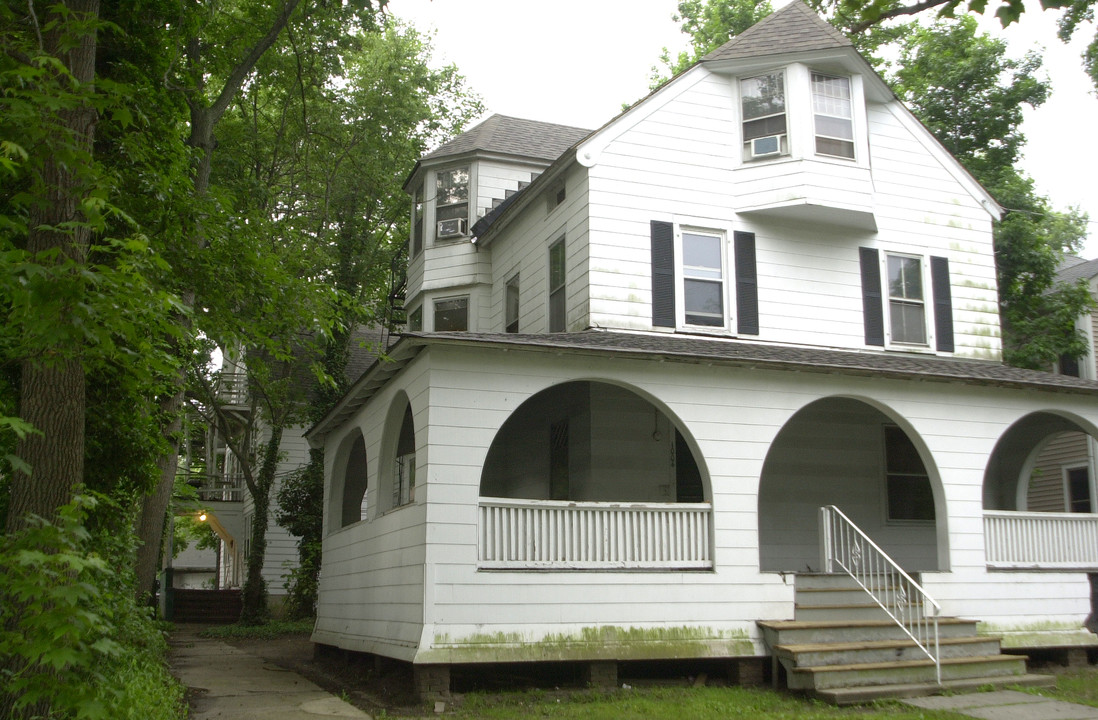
484;163;591;333
321;344;1098;663
314;357;432;660
558;69;1001;359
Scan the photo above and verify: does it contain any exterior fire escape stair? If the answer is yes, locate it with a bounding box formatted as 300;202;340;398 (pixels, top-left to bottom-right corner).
757;574;1054;705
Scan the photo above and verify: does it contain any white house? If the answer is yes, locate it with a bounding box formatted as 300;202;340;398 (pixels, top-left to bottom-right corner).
306;2;1098;702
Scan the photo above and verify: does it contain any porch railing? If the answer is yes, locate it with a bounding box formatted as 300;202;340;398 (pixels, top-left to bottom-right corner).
984;510;1098;570
820;505;941;684
478;497;712;570
182;473;245;502
215;372;249;406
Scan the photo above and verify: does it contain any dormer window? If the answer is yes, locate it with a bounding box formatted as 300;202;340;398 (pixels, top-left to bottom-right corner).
812;73;854;159
436;166;469;240
740;72;787;161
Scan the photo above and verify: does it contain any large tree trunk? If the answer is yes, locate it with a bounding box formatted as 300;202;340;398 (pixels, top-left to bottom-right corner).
240;422;284;624
5;0;100;534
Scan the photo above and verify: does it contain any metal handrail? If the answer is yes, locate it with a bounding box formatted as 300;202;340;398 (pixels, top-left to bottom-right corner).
819;505;941;684
181;473;245;502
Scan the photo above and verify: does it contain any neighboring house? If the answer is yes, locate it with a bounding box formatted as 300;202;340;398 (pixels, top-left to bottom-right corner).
305;2;1098;702
177;328;385;608
1028;258;1098;516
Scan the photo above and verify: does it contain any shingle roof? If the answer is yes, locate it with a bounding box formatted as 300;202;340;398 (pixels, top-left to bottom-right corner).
420;114;592;163
701;1;851;63
307;329;1098;442
1056;256;1098;286
404;330;1098;394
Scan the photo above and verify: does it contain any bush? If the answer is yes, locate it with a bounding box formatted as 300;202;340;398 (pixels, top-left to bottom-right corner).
0;494;186;720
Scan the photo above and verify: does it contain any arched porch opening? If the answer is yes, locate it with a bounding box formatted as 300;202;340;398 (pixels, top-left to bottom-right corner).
759;396;946;573
983;412;1098;570
477;380;712;570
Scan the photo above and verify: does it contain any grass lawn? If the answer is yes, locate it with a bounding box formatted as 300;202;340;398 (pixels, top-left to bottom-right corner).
449;685;971;719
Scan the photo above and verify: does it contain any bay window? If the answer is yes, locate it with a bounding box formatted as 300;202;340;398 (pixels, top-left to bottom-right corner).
812;73;854;159
741;72;787;160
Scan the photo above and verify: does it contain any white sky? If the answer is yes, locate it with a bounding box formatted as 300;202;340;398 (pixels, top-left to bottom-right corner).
388;0;1098;256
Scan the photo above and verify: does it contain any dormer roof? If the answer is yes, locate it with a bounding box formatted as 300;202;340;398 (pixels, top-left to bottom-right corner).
702;0;852;63
403;114;591;192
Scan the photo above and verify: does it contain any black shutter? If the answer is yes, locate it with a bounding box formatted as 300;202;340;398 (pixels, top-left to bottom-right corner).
651;220;675;328
931;255;954;353
734;231;759;335
859;247;884;346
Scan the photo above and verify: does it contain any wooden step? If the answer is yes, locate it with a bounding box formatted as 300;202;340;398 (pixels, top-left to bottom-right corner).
775;635;1001;667
814;673;1056;706
759;617;979;645
787;653;1028;691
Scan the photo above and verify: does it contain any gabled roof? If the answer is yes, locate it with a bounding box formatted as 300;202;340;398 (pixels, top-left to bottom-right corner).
1056;256;1098;286
419;114;591;164
702;0;852;63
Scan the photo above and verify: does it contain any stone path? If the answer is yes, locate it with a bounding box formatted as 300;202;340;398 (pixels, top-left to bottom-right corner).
169;626;371;719
903;690;1098;720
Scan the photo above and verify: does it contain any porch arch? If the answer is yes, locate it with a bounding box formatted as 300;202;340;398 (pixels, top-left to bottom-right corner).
984;411;1098;512
328;428;368;533
479;380;709;503
758;396;947;573
379;392;417;512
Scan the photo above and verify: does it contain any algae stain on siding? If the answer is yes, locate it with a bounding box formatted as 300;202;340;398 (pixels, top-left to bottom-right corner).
423;626;755;662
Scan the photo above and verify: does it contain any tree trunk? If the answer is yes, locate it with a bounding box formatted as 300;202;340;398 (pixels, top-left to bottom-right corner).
5;0;100;534
240;422;284;624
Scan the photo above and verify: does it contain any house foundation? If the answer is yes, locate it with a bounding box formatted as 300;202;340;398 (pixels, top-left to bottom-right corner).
584;660;618;688
413;664;451;702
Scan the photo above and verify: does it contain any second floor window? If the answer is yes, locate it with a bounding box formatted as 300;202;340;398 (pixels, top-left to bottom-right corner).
505;275;520;333
436;166;469;238
411;185;424;256
434;297;468;331
812;73;854;159
741;72;787;160
887;254;926;345
682;230;725;327
549;237;566;332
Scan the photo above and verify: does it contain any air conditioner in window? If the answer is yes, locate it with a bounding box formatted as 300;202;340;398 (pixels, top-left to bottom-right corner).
437;218;467;239
750;134;784;158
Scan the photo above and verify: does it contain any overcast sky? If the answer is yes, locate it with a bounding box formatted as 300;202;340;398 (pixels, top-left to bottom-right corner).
389;0;1098;256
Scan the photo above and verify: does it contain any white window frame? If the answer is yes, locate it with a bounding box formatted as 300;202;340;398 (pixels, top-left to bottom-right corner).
883;253;931;348
676;227;730;332
811;72;855;160
548;236;566;333
740;70;789;161
505;273;520;333
1063;464;1093;514
435;165;469;242
433;295;469;332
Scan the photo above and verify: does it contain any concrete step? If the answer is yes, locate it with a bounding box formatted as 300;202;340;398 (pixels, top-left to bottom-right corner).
775;635;1002;667
814;673;1056;706
795;586;909;606
786;653;1028;691
795;602;896;622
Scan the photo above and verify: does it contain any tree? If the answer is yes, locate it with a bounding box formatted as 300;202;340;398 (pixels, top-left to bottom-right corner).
890;17;1092;368
650;0;773;88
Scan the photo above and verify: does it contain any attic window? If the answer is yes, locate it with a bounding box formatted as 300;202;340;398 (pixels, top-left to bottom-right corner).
547;181;566;212
812;73;854;159
741;72;787;161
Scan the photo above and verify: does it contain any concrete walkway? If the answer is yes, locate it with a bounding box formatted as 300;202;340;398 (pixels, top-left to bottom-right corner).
903;690;1098;720
168;626;371;719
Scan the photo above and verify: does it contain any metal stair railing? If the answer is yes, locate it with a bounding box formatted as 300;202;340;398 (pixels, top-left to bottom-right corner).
819;505;941;684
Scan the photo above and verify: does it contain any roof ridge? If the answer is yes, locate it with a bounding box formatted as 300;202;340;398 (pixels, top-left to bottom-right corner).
702;1;851;64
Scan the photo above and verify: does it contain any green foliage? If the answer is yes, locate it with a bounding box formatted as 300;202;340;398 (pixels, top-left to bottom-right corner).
199;618;314;640
0;494;185;720
276;453;324;618
650;0;773;88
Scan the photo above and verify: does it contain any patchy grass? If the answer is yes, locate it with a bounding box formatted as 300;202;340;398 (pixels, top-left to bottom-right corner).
450;685;971;719
1019;665;1098;708
199;619;314;640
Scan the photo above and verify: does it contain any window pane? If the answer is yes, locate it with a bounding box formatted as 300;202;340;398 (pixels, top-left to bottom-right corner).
549;288;565;332
743;114;788;141
815;137;855;159
1069;468;1092;513
436;167;468;205
885;426;924;474
436;203;467;222
684;279;723;325
887;474;935;521
506;277;519;333
888;256;923;301
815;115;854;140
408;306;422;332
741;73;785;120
434;298;468;331
890;301;926;344
683;232;722;274
549;239;565;291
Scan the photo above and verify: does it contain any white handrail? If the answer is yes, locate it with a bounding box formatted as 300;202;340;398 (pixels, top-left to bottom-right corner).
819;505;941;684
